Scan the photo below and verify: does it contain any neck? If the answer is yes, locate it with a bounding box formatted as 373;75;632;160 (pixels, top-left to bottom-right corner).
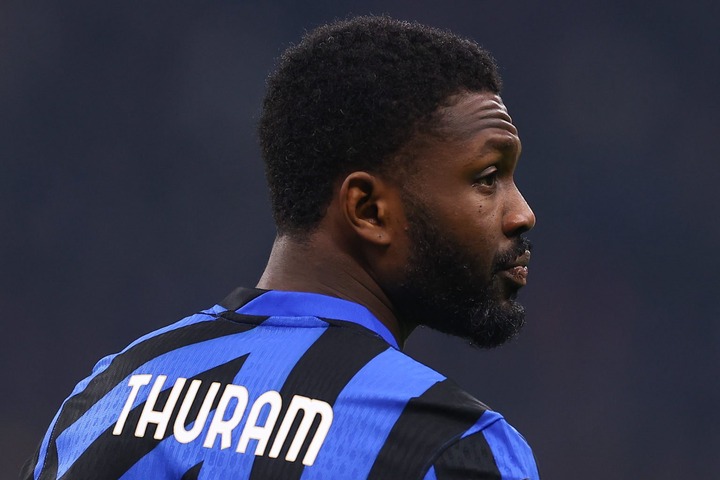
256;233;412;348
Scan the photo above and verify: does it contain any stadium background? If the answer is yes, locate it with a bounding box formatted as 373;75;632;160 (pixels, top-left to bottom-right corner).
2;1;718;478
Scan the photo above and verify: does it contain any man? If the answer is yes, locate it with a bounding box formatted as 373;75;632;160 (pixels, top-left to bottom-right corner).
24;16;539;479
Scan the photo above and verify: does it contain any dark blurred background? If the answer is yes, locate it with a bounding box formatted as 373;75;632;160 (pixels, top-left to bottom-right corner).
2;1;719;478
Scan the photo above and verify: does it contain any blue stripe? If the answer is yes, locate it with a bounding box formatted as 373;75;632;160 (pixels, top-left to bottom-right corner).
239;290;400;349
33;312;214;479
460;410;504;439
481;418;539;480
200;304;230;316
423;465;438;480
117;321;329;479
301;348;444;479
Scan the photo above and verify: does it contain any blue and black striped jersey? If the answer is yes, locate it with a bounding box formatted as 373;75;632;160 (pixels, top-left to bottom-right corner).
24;287;539;479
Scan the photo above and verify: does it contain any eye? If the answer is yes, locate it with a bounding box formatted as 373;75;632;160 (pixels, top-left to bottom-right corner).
473;167;498;188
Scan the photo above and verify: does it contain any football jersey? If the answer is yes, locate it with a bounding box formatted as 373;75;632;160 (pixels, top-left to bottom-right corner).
24;287;540;479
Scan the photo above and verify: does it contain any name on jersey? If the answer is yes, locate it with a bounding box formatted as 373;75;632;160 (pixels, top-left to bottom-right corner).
112;374;333;466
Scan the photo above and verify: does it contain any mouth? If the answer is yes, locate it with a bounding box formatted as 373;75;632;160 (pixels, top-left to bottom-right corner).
498;249;531;287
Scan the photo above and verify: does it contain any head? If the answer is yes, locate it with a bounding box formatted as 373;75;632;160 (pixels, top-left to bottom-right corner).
260;16;501;236
260;16;535;347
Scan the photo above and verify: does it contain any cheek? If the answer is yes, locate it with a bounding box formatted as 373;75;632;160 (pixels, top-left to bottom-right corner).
452;203;504;270
446;196;500;241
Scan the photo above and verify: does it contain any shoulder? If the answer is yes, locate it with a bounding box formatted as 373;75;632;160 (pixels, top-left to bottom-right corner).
363;345;490;411
346;348;490;478
425;410;540;480
346;348;540;479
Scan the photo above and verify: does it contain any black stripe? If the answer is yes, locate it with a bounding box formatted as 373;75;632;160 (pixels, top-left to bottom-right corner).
433;431;501;480
60;354;249;479
367;379;489;480
248;323;390;480
39;316;260;480
219;309;266;324
180;460;204;480
219;287;268;311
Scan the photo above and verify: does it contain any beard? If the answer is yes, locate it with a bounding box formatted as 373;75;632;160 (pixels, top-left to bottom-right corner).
389;196;532;348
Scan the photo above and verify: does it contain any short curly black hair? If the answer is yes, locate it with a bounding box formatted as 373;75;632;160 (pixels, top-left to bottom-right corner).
259;15;502;236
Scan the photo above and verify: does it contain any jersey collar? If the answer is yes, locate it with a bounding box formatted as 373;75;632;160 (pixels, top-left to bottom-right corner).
220;287;400;350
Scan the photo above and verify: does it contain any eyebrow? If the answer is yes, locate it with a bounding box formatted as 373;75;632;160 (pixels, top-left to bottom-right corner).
480;136;520;156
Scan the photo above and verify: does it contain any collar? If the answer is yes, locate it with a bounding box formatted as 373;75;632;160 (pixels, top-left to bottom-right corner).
219;287;400;350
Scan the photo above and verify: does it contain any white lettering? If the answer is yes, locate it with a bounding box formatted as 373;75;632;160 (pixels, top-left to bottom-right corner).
203;384;249;449
174;380;221;444
269;395;334;466
236;390;282;456
113;374;152;436
135;375;187;439
114;374;335;465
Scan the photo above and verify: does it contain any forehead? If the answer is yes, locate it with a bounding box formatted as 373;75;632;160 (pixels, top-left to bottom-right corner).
434;91;519;147
388;91;522;192
401;92;521;176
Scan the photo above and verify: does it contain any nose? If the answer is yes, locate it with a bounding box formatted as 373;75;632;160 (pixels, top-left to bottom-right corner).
502;184;536;236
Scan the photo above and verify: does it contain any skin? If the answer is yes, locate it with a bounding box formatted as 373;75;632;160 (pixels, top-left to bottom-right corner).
257;91;536;348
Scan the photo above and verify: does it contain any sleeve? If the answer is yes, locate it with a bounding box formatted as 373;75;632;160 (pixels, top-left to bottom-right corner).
425;418;540;480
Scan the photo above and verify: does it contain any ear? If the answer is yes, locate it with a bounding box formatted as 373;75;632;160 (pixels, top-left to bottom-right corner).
338;171;397;246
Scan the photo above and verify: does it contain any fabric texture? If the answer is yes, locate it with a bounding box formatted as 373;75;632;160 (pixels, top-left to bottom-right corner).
23;287;539;479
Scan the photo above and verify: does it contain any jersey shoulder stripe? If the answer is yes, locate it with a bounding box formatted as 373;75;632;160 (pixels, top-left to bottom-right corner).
305;346;446;479
367;377;490;479
432;428;501;479
431;412;539;479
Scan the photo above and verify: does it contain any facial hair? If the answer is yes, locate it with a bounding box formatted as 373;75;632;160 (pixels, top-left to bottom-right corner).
391;196;532;348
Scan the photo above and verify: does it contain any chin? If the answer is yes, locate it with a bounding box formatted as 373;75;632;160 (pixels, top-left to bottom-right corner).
463;299;526;348
409;293;525;349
